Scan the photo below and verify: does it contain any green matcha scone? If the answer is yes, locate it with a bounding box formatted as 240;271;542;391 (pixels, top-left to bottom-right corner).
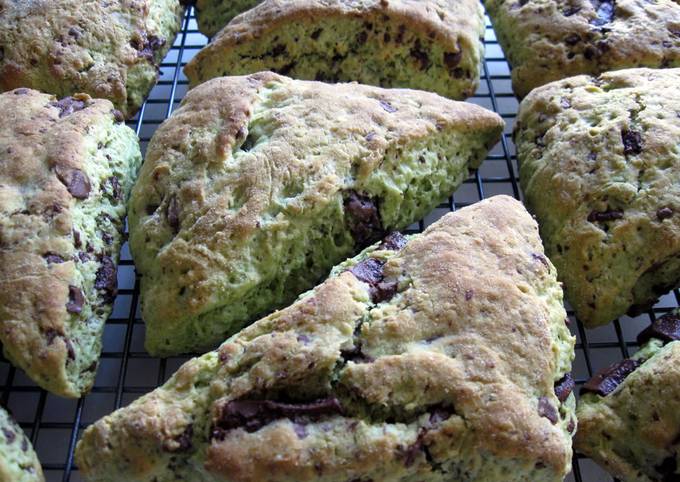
76;195;576;482
0;89;142;398
0;406;44;482
0;0;185;118
516;68;680;327
184;0;484;100
128;71;504;356
485;0;680;98
575;311;680;481
195;0;262;38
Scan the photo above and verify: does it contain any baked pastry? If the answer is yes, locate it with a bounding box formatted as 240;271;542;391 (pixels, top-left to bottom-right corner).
0;0;185;118
575;311;680;481
128;71;504;356
485;0;680;98
0;89;142;397
516;68;680;327
184;0;484;100
76;195;576;482
0;406;43;482
195;0;262;38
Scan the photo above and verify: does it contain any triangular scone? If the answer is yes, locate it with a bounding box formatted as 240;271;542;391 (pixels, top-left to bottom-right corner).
516;68;680;327
128;72;504;356
0;406;43;482
184;0;485;100
0;89;142;397
195;0;262;37
76;196;576;482
576;312;680;481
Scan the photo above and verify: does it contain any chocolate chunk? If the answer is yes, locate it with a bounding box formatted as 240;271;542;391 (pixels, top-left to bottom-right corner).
378;232;408;251
657;207;674;221
409;40;430;70
2;427;15;444
44;252;65;264
344;191;383;246
55;166;91;199
590;0;615;26
581;359;641;396
554;373;575;402
73;230;82;248
537;397;558;424
443;51;462;70
163;424;193;453
66;285;85;313
655;456;677;481
373;281;398;303
212;398;343;438
106;176;122;201
564;34;580;46
350;258;385;286
166;195;180;234
131;34;166;62
588;209;623;222
311;28;323;40
637;311;680;345
111;109;125;123
95;256;117;303
622;129;643;155
379;100;398;113
49;96;86;117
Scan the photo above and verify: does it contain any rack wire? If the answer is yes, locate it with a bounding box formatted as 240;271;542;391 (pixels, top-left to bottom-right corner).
0;6;673;481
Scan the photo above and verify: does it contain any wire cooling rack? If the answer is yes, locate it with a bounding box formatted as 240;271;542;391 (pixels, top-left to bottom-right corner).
1;6;675;481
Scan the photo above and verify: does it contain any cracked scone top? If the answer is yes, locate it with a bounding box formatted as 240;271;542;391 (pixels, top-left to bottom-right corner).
128;71;504;356
195;0;263;37
184;0;485;100
516;68;680;327
0;89;142;397
575;311;680;481
0;0;185;118
76;196;576;482
485;0;680;98
0;406;43;482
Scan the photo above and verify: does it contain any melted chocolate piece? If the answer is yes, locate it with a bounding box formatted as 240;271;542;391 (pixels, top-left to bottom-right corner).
163;424;193;453
2;427;15;444
44;253;65;264
378;232;408;251
657;207;674;221
55;166;91;199
167;195;180;233
588;209;623;222
95;256;117;303
622;129;643;155
344;191;383;246
443;51;462;70
637;312;680;345
554;373;575;402
212;399;343;439
379;100;398;113
581;359;641;396
66;285;85;313
590;0;615;26
350;258;384;286
537;397;558;424
49;97;86;117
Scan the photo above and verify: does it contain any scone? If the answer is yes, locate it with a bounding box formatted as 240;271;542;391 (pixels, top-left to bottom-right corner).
76;195;576;482
0;406;43;482
575;311;680;481
195;0;262;38
184;0;484;100
0;89;142;397
516;68;680;327
485;0;680;98
128;71;504;356
0;0;185;118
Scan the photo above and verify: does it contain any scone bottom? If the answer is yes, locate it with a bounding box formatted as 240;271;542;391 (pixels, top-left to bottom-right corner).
77;196;576;482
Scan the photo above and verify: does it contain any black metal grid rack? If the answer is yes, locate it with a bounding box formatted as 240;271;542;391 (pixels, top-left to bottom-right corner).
0;6;675;481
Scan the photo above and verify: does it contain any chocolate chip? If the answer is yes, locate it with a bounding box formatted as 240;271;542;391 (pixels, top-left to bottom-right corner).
409;40;430;70
104;176;122;201
44;253;65;264
95;256;117;303
344;191;383;246
293;423;308;439
49;97;86;117
311;28;323;40
212;399;343;438
66;285;85;313
166;195;180;234
55;166;91;199
378;232;408;251
531;253;550;268
111;109;125;123
567;419;576;433
588;209;623;222
622;129;643;155
365;131;376;142
657;207;674;221
163;424;193;453
590;0;615;26
101;232;113;246
554;373;575;402
73;230;82;248
637;311;680;345
373;281;398;303
581;359;641;396
350;258;385;286
131;34;166;62
537;397;558;424
67;27;81;40
2;427;15;444
443;51;462;70
379;100;398;113
13;88;29;95
564;34;580;46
